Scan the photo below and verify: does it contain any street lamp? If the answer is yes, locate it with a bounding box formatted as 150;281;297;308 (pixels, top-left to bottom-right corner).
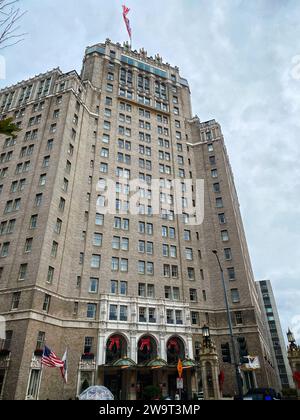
212;250;244;399
287;329;297;350
202;325;211;348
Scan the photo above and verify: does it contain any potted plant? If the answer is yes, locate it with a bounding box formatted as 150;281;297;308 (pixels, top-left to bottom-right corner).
81;353;95;360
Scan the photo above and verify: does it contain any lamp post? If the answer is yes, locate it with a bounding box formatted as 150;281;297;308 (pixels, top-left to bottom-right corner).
287;329;297;350
286;329;300;398
212;250;244;399
202;325;211;348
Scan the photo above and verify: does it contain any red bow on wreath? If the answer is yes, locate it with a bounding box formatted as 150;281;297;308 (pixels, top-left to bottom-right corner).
140;338;151;352
109;337;121;351
293;372;300;389
168;339;179;353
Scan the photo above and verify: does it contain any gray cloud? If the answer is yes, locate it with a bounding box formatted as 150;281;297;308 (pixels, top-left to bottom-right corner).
1;0;299;340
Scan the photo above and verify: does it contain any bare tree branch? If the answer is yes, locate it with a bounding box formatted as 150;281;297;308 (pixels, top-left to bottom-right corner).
0;0;26;49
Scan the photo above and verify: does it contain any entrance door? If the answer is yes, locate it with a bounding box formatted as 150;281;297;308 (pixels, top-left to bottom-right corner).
168;373;177;399
104;372;122;400
137;372;154;400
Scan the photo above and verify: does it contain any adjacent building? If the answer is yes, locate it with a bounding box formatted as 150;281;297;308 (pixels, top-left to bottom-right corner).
0;39;278;400
256;280;294;390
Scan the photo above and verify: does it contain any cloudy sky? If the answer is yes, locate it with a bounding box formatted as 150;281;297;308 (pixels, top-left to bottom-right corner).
1;0;300;339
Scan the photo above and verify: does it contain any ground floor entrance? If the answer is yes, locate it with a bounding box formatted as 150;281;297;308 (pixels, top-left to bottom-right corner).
99;366;197;400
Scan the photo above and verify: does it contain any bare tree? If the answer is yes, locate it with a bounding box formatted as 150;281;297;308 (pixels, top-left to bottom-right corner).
0;0;26;49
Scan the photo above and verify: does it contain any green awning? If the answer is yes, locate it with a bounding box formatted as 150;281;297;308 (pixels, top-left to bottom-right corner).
145;358;168;368
112;358;137;368
182;358;197;368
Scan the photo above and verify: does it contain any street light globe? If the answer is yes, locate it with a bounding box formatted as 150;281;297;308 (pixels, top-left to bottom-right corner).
287;329;295;344
202;325;210;338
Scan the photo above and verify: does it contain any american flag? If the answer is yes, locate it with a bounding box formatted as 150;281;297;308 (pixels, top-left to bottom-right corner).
42;346;64;368
122;5;132;41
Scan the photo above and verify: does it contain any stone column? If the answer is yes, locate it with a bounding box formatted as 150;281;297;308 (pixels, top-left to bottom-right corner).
199;340;222;400
128;369;137;401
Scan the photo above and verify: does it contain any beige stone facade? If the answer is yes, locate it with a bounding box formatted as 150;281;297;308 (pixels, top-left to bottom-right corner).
0;39;278;400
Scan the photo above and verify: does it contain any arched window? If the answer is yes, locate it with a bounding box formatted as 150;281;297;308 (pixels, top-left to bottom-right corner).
167;336;185;365
106;334;127;364
138;335;158;365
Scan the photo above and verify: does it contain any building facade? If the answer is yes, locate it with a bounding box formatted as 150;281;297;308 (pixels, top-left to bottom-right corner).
256;280;294;390
0;39;278;400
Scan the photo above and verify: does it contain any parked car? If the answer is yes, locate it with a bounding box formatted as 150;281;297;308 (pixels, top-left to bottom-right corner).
243;388;280;401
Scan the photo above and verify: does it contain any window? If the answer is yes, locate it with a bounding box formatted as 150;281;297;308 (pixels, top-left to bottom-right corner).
100;163;108;173
172;265;178;278
120;281;127;296
120;259;128;272
58;197;65;212
184;230;191;241
89;278;99;294
95;213;104;226
213;183;220;193
84;337;94;354
138;261;145;274
120;306;127;322
191;312;200;325
39;174;46;186
0;242;10;258
175;310;183;325
73;302;79;316
216;198;223;209
24;238;33;253
43;156;50;168
173;287;180;301
47;267;54;284
218;213;226;224
221;230;229;242
46;139;53;151
190;289;198;302
93;233;103;247
87;303;97;319
109;305;118;321
18;264;27;281
208;144;214;152
101;148;109;158
188;267;195;280
29;215;38;229
231;289;240;303
55;218;62;234
185;248;193;260
211;169;218;178
11;292;21;310
147;284;155;298
111;280;118;295
34;194;43;207
51;241;58;258
163;265;170;278
228;267;236;281
147;262;154;275
235;311;243;325
224;248;232;260
36;331;45;350
167;309;174;324
91;254;101;268
43;294;51;312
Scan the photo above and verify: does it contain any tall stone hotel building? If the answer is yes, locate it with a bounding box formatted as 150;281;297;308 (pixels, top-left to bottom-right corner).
0;40;278;400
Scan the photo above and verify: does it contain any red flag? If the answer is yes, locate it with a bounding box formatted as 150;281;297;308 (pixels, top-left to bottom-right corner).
122;5;132;41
